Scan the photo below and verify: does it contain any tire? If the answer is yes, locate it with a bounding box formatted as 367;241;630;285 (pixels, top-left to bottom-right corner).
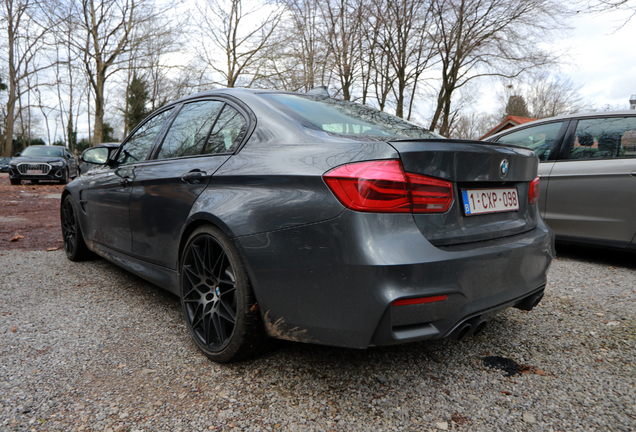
60;195;93;261
180;225;269;363
10;178;21;185
59;168;69;184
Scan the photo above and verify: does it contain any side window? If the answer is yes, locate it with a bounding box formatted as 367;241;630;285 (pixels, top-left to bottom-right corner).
157;100;224;159
116;109;173;164
203;105;247;154
495;122;564;162
569;117;636;160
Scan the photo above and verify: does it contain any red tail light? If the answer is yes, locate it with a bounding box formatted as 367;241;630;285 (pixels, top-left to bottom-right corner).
529;176;540;205
323;160;453;213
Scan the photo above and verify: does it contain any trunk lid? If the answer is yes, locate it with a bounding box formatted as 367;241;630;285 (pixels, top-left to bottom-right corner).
389;139;540;246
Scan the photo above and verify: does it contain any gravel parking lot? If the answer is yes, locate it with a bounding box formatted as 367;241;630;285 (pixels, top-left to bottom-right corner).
1;185;635;432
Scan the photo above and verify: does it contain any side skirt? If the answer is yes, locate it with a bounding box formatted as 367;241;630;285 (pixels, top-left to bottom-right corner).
91;242;180;296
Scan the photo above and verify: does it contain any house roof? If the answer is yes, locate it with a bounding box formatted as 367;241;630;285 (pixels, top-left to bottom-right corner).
480;115;537;140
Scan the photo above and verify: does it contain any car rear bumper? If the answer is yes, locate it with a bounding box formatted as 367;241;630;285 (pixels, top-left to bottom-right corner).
236;210;555;349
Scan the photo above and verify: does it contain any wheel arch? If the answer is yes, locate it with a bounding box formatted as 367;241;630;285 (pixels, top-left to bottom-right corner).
177;213;268;335
60;189;72;201
177;214;260;298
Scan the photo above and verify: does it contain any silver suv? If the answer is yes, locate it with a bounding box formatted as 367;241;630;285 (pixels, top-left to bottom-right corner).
485;111;636;250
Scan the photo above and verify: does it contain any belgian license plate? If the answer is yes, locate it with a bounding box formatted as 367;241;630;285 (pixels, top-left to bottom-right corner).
462;188;519;216
27;169;43;174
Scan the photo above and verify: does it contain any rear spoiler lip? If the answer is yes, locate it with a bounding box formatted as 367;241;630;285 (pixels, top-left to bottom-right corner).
388;138;532;152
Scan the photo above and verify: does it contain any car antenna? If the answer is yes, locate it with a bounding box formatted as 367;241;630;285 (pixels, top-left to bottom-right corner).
306;86;330;99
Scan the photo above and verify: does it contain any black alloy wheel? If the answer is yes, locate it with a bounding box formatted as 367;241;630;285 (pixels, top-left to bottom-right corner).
60;195;92;261
180;226;269;363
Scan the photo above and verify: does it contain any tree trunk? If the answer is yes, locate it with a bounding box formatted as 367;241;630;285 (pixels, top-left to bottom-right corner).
2;87;16;156
93;74;105;145
2;4;16;157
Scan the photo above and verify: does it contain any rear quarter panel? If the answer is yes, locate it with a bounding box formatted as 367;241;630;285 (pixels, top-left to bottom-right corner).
187;141;400;238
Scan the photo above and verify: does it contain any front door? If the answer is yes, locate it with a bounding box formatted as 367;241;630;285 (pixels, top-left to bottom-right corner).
84;108;175;253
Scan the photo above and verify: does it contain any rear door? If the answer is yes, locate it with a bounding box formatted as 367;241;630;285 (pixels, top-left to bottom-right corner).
544;116;636;245
129;99;249;269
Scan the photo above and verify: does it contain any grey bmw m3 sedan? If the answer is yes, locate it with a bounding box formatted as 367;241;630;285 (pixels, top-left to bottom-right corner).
61;88;554;363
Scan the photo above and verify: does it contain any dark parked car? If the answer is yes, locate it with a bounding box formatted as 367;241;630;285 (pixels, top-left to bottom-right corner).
485;111;636;250
9;145;79;185
79;142;120;174
61;88;554;363
0;156;10;173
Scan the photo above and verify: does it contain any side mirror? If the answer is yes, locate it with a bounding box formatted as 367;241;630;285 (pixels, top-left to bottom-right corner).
82;147;110;165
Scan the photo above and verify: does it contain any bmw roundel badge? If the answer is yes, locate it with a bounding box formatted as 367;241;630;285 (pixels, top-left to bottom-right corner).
499;159;509;178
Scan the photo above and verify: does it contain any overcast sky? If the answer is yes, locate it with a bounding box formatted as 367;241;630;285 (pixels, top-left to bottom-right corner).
565;8;636;109
480;7;636;113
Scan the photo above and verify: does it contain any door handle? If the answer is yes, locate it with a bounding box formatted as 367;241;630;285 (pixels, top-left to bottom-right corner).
181;170;207;184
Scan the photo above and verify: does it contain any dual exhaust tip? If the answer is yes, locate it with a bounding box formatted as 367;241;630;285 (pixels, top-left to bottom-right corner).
452;316;489;341
451;289;545;341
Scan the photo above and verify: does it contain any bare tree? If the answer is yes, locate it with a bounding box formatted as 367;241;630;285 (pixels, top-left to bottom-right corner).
372;0;436;119
524;74;586;118
450;111;499;139
48;0;86;151
130;14;183;111
57;0;175;145
497;73;586;119
428;0;563;137
269;0;329;92
362;19;395;111
1;0;52;156
254;0;332;92
583;0;636;29
191;0;283;88
116;13;182;137
317;0;366;101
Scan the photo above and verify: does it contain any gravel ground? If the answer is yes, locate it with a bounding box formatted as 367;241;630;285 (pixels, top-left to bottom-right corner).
1;245;634;432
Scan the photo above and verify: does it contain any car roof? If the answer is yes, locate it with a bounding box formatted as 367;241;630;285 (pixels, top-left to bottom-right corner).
169;87;278;104
166;88;328;108
487;110;636;140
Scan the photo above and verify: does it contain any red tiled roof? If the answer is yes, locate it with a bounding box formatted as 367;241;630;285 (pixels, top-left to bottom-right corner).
480;115;537;140
506;116;536;125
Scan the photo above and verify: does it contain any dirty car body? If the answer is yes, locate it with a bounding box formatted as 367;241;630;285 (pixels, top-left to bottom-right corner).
61;88;554;362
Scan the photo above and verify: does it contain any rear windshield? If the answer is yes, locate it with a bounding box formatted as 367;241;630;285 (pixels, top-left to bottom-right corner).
262;94;441;140
20;146;65;157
